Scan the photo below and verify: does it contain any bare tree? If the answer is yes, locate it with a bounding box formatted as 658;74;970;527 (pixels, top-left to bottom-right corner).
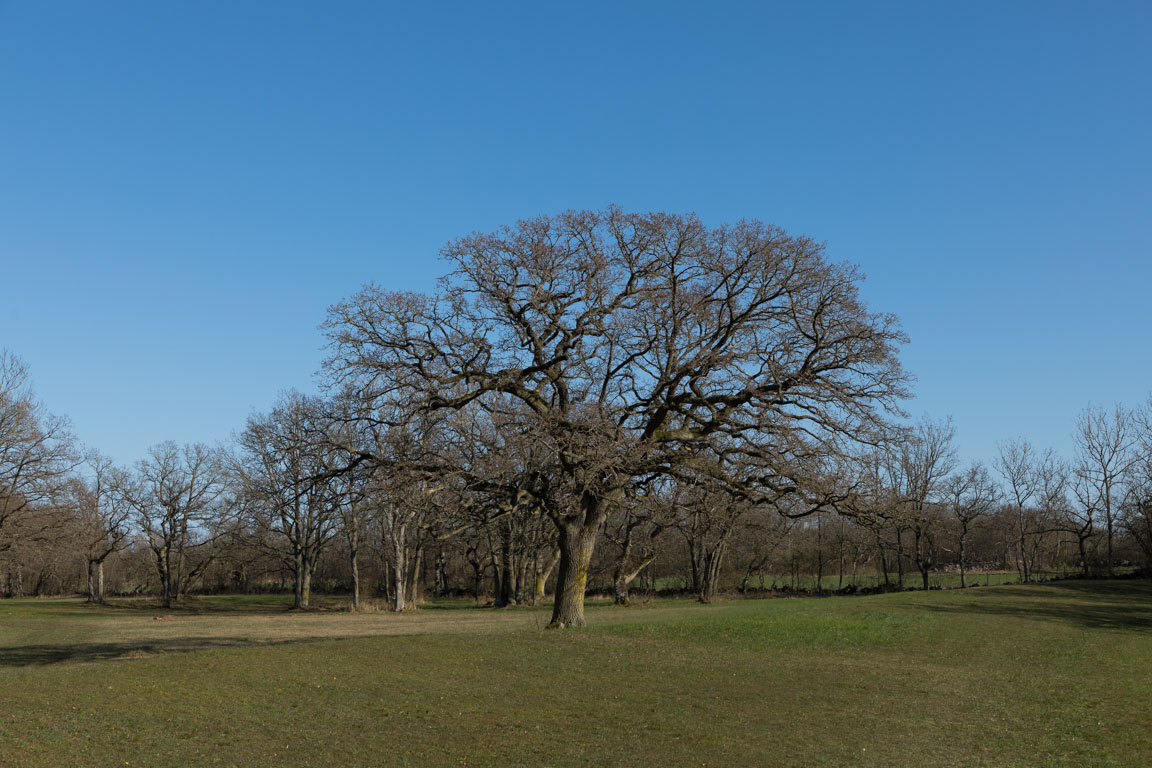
996;439;1041;582
128;442;227;608
1073;405;1136;576
893;418;956;590
0;350;77;555
72;452;133;603
943;462;997;588
235;392;342;609
605;486;665;605
324;209;908;627
1122;397;1152;570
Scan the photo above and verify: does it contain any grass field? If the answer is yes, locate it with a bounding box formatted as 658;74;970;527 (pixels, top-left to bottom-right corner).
621;569;1069;594
1;581;1149;767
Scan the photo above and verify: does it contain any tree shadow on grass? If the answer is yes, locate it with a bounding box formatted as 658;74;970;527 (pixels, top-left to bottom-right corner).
0;635;333;668
917;579;1152;632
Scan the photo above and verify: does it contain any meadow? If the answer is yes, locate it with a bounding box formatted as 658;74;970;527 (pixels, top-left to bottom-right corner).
1;580;1149;767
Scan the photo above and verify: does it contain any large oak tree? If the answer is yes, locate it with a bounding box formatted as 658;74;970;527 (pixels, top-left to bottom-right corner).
325;209;908;626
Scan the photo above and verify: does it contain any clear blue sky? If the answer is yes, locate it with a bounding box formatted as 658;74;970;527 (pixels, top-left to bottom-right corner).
2;1;1149;468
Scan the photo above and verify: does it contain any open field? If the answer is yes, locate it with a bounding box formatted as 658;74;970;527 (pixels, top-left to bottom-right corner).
613;569;1074;595
1;581;1149;767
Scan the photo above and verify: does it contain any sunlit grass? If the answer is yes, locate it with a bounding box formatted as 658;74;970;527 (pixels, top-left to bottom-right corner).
1;580;1148;767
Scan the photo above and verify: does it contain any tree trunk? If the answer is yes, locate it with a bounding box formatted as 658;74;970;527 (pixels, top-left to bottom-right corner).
614;555;655;606
434;547;447;597
495;523;515;607
86;559;103;604
406;544;423;606
548;521;599;628
350;544;361;611
699;538;729;603
1106;514;1115;577
301;563;313;608
293;551;306;609
535;547;559;603
816;514;824;592
895;527;906;591
392;529;408;612
958;533;968;589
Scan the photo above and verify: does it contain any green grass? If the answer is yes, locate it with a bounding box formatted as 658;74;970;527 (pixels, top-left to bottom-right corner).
1;580;1149;767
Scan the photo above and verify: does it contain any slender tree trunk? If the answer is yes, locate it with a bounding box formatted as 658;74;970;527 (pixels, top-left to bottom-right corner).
877;531;890;587
406;544;423;606
958;531;968;589
535;547;559;602
159;545;174;608
816;514;824;592
392;522;408;612
837;529;845;590
293;551;305;609
350;543;361;610
434;547;447;597
1106;512;1115;576
488;531;502;605
895;528;906;591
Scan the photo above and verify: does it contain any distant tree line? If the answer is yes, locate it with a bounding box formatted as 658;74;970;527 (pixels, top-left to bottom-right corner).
2;211;1150;626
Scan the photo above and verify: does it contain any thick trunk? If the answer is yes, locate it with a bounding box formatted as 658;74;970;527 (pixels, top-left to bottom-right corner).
698;544;726;603
495;524;516;607
159;546;174;608
392;554;407;612
302;561;313;608
469;557;484;600
548;522;599;629
86;560;100;604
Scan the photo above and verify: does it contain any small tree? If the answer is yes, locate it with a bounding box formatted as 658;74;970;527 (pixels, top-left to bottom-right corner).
943;462;997;587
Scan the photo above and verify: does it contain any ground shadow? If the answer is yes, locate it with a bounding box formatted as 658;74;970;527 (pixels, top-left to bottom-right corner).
915;579;1152;632
0;634;353;668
